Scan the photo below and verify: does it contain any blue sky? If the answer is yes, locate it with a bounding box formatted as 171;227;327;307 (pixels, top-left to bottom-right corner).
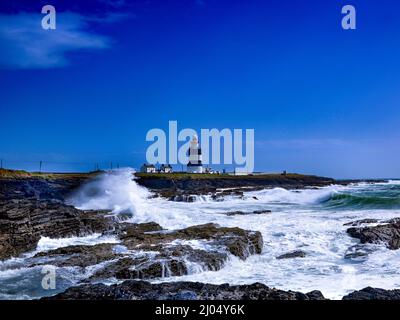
0;0;399;178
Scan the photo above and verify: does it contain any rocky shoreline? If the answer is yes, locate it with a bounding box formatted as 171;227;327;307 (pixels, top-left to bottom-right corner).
44;281;400;300
134;173;387;202
45;280;326;300
0;199;112;260
0;170;399;300
134;173;338;199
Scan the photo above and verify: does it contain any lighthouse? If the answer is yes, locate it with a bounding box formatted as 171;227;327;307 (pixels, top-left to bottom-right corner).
187;135;203;173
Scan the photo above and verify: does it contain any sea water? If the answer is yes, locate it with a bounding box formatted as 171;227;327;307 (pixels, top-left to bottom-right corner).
1;168;400;299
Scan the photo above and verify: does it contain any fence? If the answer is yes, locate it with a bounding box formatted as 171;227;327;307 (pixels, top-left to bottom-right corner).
0;159;127;173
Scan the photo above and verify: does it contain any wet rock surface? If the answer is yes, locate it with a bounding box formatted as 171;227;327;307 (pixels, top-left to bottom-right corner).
169;190;246;202
48;282;400;301
31;243;119;268
47;281;400;301
225;209;272;216
0;174;264;293
344;244;377;259
45;280;326;300
0;199;113;260
2;173;399;300
342;287;400;300
276;250;306;260
117;222;263;259
170;195;198;202
0;176;93;201
211;190;245;201
24;221;263;281
346;218;400;249
343;219;379;227
135;174;337;199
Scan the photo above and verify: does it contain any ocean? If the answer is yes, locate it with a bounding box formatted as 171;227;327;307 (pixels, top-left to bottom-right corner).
1;169;400;300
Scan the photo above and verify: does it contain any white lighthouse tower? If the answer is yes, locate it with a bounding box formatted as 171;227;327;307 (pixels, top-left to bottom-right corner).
187;135;203;173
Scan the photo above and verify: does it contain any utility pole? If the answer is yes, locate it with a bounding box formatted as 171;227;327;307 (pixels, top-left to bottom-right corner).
0;159;3;169
110;162;113;170
39;161;42;173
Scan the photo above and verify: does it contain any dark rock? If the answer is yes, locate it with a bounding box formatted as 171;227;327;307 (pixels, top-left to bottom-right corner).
225;210;272;216
343;219;378;226
343;287;400;300
387;218;400;224
170;195;197;202
276;250;306;260
211;190;244;201
31;243;118;268
118;221;163;235
253;210;271;215
24;221;262;282
306;290;327;300
0;175;95;201
89;246;227;281
117;222;263;260
0;199;114;260
0;173;269;296
344;244;377;259
225;211;247;216
88;223;263;280
346;218;400;249
95;257;185;280
175;224;263;259
45;280;326;300
170;189;247;202
135;174;336;198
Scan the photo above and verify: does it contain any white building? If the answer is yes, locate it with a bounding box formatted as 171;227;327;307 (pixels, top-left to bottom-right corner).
159;164;172;173
140;163;156;173
187;135;203;173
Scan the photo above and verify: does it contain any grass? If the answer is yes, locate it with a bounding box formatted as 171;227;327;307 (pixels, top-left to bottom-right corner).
0;168;101;179
0;168;330;181
134;172;321;180
0;168;32;178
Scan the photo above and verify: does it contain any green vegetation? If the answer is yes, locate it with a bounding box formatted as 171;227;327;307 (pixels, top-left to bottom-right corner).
0;168;32;178
0;168;101;179
0;168;329;182
134;172;319;180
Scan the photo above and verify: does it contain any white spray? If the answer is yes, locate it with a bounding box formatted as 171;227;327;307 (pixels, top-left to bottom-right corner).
67;168;153;222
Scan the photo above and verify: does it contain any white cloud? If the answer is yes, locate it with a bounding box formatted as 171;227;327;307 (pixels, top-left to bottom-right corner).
0;12;114;69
